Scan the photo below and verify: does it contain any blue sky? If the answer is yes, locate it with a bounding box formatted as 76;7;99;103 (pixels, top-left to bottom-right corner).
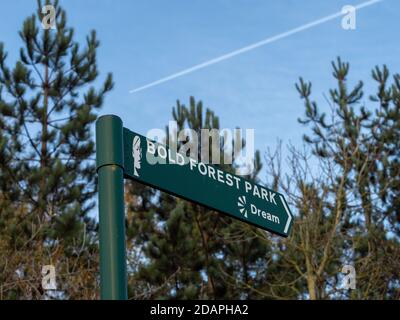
1;0;399;182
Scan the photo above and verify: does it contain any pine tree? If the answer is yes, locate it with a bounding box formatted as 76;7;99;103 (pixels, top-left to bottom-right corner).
0;0;113;299
262;58;400;299
296;58;399;299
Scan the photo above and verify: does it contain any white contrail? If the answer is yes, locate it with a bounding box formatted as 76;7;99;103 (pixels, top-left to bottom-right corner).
129;0;383;94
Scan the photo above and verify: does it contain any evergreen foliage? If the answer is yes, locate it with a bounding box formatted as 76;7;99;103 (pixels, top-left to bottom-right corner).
0;0;113;299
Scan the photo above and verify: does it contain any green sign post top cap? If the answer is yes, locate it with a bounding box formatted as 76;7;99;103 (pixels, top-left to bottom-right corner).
96;115;124;171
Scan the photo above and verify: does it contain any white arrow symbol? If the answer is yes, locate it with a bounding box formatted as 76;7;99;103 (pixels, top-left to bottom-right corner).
279;195;293;234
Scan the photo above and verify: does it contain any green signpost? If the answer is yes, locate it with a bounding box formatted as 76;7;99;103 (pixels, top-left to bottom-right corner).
96;114;293;300
96;115;127;300
123;128;293;236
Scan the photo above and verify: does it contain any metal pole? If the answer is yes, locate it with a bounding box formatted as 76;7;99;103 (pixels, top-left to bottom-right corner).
96;115;127;300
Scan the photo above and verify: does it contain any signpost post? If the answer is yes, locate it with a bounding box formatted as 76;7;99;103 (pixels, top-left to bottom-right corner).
96;115;127;300
96;114;293;299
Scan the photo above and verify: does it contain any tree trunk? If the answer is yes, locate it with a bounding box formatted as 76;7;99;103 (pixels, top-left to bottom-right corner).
40;61;49;217
307;274;317;300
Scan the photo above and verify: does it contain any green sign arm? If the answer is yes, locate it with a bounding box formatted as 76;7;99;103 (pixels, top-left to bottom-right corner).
123;128;294;237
